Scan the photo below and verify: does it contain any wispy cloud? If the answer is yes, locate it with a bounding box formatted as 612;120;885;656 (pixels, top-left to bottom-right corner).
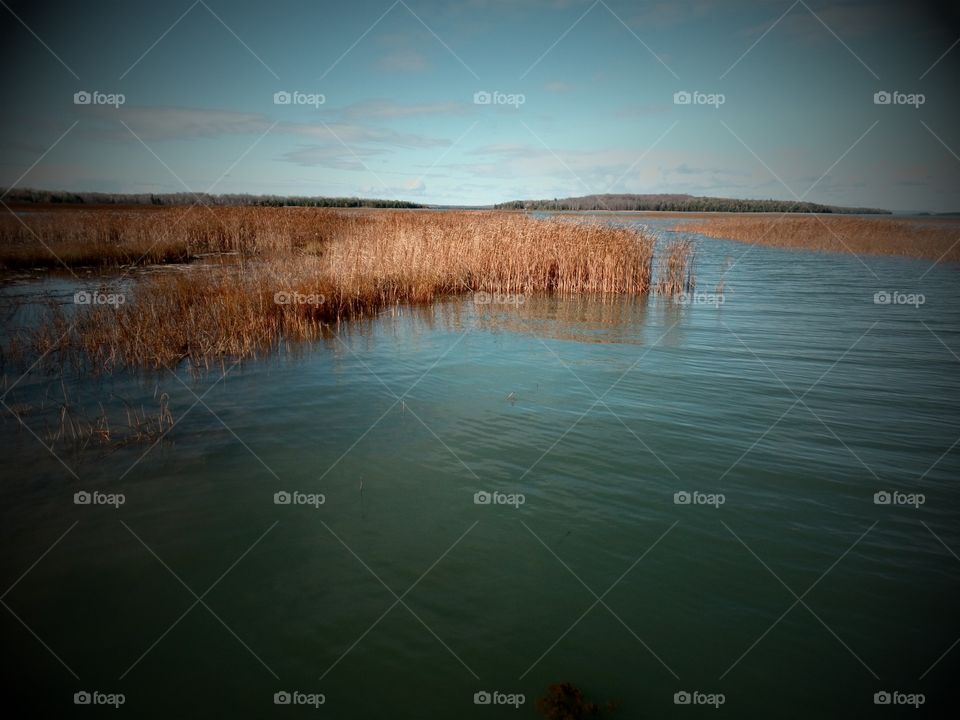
280;144;388;170
76;105;451;149
285;122;450;148
376;48;430;73
335;98;470;120
360;178;427;196
628;0;717;29
614;103;671;118
90;106;269;140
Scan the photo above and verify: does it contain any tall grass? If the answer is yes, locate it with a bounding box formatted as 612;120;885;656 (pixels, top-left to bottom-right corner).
0;206;374;268
655;239;695;296
7;209;658;371
673;214;960;261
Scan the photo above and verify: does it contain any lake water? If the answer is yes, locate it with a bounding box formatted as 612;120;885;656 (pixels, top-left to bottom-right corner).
1;223;958;717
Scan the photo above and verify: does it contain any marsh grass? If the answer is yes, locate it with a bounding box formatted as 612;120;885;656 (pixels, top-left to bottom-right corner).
7;209;658;371
655;239;696;296
0;206;381;268
672;214;960;261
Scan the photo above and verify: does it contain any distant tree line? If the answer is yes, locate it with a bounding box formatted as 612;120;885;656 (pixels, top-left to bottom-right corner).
494;193;890;214
1;188;425;209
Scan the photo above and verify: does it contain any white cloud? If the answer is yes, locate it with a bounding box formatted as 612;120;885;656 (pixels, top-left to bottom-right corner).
335;98;470;120
77;105;451;149
280;144;387;170
377;48;430;73
284;122;450;149
93;106;270;140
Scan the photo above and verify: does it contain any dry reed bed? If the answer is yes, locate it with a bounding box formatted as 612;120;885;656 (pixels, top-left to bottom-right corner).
673;214;960;261
0;206;379;267
4;209;686;372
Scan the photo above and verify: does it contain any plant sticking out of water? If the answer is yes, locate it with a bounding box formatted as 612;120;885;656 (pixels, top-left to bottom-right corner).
49;401;111;448
655;239;696;297
5;377;175;451
537;682;620;718
118;392;174;444
715;255;733;295
48;392;173;450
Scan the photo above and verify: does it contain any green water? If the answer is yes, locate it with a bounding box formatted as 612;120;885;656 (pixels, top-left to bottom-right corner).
1;229;958;717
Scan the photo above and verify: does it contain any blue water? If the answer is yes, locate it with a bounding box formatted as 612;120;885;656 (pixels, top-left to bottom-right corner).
1;226;958;717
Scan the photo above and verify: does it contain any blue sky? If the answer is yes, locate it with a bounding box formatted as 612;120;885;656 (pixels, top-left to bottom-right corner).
1;0;959;210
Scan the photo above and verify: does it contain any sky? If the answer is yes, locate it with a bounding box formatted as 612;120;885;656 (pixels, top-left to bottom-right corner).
1;0;959;211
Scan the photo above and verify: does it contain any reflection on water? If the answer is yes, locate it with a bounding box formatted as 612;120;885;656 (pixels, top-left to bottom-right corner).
473;294;650;345
1;226;959;718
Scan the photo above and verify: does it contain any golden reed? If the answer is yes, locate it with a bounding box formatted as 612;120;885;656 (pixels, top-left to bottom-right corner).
6;208;673;370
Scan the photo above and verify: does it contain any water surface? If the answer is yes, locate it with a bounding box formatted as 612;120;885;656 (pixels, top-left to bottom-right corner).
1;226;958;717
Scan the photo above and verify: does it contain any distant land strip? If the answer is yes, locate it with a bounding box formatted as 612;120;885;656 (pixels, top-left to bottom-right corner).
1;188;425;209
2;189;897;213
494;193;891;214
